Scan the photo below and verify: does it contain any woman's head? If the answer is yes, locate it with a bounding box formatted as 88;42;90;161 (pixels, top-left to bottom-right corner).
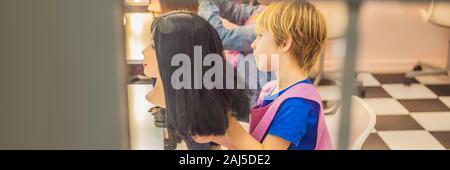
144;0;199;78
252;0;327;73
148;11;249;136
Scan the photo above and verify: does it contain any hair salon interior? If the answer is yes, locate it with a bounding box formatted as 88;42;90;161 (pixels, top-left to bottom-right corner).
0;0;449;150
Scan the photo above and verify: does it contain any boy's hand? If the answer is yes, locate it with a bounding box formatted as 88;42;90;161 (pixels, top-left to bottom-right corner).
192;135;236;150
192;113;239;148
192;135;216;144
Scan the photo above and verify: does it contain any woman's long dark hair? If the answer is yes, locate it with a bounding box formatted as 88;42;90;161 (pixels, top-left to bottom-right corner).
151;11;249;136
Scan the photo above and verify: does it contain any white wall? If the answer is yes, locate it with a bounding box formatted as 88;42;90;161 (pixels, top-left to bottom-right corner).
322;1;450;73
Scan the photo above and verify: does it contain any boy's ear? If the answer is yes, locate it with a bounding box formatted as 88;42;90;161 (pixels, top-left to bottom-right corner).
281;37;293;53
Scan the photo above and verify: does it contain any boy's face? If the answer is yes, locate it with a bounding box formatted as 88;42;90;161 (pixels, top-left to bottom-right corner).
251;31;281;72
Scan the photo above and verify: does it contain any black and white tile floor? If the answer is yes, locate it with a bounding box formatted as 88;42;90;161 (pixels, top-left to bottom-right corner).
347;73;450;150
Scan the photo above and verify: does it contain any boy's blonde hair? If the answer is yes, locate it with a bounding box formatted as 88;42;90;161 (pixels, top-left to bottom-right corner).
256;0;327;72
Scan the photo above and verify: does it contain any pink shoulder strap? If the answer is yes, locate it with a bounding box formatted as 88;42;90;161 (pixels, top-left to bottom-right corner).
252;81;333;150
255;81;277;105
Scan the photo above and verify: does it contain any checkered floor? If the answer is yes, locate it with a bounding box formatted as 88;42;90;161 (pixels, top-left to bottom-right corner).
318;73;450;150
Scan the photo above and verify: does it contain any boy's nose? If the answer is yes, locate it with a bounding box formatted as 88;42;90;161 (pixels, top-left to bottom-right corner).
251;41;257;50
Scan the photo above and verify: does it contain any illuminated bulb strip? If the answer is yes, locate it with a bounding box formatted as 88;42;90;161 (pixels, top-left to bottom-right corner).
124;0;149;6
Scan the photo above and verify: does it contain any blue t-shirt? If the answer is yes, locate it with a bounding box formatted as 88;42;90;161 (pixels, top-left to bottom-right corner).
260;79;320;150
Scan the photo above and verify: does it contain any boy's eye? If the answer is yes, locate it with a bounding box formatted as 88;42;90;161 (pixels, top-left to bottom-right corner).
256;34;263;38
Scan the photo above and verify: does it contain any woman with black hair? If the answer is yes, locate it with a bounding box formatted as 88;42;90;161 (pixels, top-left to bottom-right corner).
143;11;250;149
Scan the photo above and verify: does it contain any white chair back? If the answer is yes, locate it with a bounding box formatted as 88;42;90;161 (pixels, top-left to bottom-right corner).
325;96;377;150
